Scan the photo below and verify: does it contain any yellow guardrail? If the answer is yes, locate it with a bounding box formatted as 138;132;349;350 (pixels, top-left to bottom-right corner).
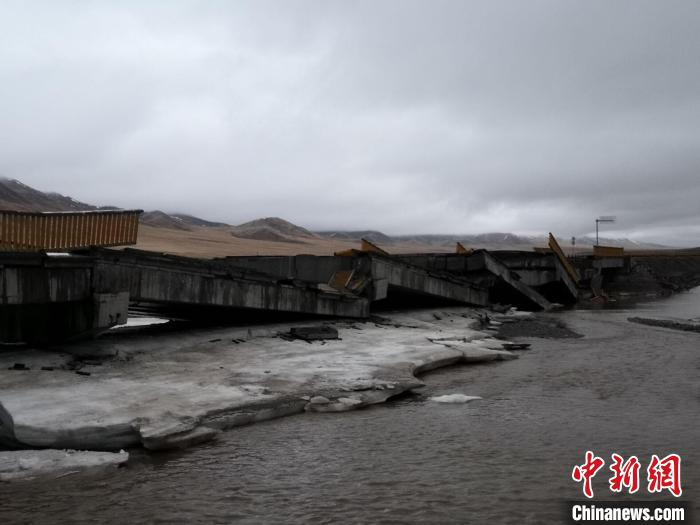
456;242;473;255
0;209;142;251
593;245;624;257
360;238;390;256
548;232;580;283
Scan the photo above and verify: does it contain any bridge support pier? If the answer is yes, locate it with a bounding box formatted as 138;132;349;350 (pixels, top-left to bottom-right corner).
0;293;128;345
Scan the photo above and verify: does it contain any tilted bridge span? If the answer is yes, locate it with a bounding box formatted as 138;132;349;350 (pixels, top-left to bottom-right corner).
0;211;577;344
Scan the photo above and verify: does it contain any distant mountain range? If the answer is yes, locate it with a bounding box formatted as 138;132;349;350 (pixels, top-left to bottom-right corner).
139;210;192;231
0;178;95;212
316;230;394;245
231;217;319;244
0;177;668;251
315;230;666;250
396;233;668;250
394;232;541;249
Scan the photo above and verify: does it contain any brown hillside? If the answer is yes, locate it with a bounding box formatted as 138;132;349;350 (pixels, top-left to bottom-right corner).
0;178;94;212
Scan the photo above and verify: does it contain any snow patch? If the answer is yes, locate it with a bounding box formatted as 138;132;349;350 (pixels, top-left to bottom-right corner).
429;394;482;404
0;449;128;481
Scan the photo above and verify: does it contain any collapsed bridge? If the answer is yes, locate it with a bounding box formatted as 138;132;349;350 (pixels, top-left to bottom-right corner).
0;211;577;344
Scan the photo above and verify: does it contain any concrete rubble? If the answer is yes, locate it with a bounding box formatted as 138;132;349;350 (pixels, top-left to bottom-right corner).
0;307;528;480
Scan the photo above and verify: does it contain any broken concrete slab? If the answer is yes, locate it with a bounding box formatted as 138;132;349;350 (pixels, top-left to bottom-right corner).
397;251;554;310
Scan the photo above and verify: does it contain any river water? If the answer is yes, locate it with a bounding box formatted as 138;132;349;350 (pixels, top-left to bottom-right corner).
1;291;699;524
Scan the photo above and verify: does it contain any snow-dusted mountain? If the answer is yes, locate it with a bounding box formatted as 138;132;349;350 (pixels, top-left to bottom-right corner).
0;178;670;250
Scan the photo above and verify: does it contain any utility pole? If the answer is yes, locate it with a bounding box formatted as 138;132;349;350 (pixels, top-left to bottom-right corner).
595;216;616;246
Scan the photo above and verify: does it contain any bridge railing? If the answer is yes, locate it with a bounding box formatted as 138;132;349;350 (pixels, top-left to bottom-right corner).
593;245;625;257
0;209;142;251
548;232;580;284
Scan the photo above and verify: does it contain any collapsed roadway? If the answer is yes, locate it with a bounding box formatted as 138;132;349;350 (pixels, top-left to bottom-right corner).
0;210;578;344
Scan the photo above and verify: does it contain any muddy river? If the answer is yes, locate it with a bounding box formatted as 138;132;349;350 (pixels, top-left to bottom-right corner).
1;291;698;524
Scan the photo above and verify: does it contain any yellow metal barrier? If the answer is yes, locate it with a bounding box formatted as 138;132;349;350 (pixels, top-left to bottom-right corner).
593;245;624;257
0;209;142;251
456;242;473;255
360;238;390;256
548;232;580;284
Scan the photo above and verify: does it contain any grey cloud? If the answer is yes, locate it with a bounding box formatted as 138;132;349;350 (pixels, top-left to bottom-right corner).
1;0;699;245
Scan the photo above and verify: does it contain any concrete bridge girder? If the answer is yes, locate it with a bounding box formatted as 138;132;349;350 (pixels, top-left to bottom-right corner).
1;247;559;344
396;251;554;310
369;256;489;306
510;269;558;287
0;251;370;344
479;252;553;310
489;251;578;303
121;266;369;318
223;253;489;307
92;252;370;319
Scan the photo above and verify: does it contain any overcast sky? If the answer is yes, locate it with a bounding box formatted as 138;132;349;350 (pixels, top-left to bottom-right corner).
1;1;700;245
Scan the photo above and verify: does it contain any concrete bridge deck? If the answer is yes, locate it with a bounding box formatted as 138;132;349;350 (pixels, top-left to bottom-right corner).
0;238;584;344
397;250;554;310
0;250;369;344
222;251;489;307
488;251;579;304
0;212;590;344
0;248;492;344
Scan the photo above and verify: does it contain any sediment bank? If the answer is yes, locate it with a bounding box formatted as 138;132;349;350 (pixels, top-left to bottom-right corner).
627;316;700;333
493;314;583;339
0;307;528;480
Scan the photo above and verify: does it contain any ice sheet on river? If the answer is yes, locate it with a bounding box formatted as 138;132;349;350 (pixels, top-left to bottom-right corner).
0;449;128;481
429;394;482;404
0;307;523;452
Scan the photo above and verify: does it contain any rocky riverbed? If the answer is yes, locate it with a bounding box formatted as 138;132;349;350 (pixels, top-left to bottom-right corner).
0;307;527;480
